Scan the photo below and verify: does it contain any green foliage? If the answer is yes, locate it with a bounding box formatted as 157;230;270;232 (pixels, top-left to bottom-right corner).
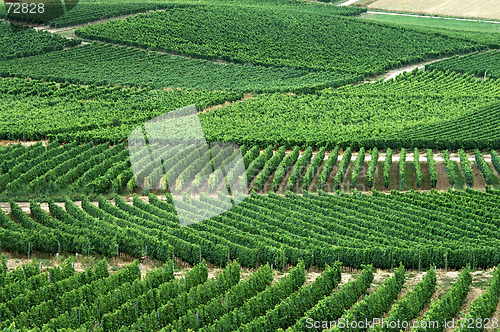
458;149;474;187
238;262;342;331
474;149;493;185
290;265;374;331
427;50;500;79
200;262;306;332
0;22;79;60
333;147;352;190
412;267;472;332
288;147;313;191
329;265;405;332
164;264;273;331
0;77;241;142
0;43;360;93
366;148;379;189
399;148;407;190
202;70;500;150
272;146;300;191
318;147;339;191
2;190;500;271
492;150;500;173
99;261;208;331
130;261;240;331
0;141;133;199
246;146;273;184
254;147;286;191
383;148;393;189
455;266;500;332
76;6;480;76
351;147;365;187
373;267;436;332
414;148;423;188
442;150;455;187
427;150;438;188
302;147;326;190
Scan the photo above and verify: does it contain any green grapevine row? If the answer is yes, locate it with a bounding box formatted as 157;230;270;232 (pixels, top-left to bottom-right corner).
372;267;436;332
399;148;406;190
459;149;475;187
442;150;455;187
327;266;405;332
302;147;326;190
414;148;423;188
318;147;339;190
474;149;493;185
456;266;500;332
427;150;438;188
272;146;300;191
412;267;472;332
200;262;306;332
288;147;313;191
383;148;392;189
427;50;500;80
253;147;286;191
333;147;352;189
351;147;365;187
290;265;374;332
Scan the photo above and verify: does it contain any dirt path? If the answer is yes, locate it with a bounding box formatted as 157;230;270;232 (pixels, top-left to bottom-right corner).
201;94;254;114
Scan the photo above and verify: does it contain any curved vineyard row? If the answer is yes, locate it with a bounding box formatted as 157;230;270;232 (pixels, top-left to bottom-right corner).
0;259;496;331
0;43;358;93
75;6;481;76
1;189;500;269
427;50;500;80
0;77;241;142
201;70;500;150
0;142;132;199
1;142;498;200
0;21;79;60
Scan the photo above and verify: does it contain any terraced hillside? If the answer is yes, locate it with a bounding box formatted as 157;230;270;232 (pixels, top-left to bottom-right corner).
0;258;498;331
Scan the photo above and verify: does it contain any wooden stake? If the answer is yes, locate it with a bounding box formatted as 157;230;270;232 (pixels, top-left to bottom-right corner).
418;250;421;273
445;251;448;271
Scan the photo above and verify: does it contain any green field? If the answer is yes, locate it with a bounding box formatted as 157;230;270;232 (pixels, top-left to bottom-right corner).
359;12;500;47
0;21;80;60
200;70;500;149
0;43;360;92
75;5;482;76
427;50;500;79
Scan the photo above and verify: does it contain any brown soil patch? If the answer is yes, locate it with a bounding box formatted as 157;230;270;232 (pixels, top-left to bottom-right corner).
0;140;48;147
471;164;488;190
435;161;451;190
201;94;254;113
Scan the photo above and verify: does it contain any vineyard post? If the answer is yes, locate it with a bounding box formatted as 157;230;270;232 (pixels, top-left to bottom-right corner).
445;251;448;271
391;249;393;272
78;308;81;326
472;253;475;270
418;250;421;273
145;246;147;263
199;249;202;264
282;248;285;270
87;243;90;256
255;251;258;269
227;248;230;265
116;243;119;259
28;242;30;259
58;242;60;256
